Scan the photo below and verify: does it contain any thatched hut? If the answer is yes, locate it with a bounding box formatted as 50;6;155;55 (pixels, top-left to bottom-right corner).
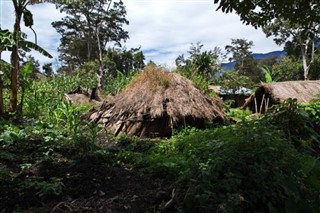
65;86;103;106
243;80;320;113
87;66;225;137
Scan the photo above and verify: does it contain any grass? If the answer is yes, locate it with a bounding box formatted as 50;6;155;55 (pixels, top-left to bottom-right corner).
128;64;171;91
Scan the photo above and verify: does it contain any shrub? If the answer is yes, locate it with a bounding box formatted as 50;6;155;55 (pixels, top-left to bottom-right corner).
265;98;320;153
134;117;320;212
175;121;320;212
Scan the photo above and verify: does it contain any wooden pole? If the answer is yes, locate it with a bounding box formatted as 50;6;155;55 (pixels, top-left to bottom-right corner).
259;94;265;113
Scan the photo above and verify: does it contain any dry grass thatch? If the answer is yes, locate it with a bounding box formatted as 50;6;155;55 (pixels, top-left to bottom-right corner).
243;80;320;113
86;65;225;137
65;86;103;106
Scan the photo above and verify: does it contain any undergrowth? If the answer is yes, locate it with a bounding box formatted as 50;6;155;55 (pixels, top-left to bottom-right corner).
114;99;320;212
1;73;320;212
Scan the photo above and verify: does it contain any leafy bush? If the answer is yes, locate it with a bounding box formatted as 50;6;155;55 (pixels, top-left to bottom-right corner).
178;121;319;212
226;107;252;122
265;98;320;152
23;75;83;118
0;124;28;146
272;56;304;81
26;177;64;200
301;99;320;129
132;116;320;212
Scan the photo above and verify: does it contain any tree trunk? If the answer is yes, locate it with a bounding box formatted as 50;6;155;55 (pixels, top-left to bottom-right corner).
0;76;4;115
96;24;105;89
301;49;309;80
10;46;20;112
0;53;4;115
95;0;112;90
298;36;312;80
10;7;22;113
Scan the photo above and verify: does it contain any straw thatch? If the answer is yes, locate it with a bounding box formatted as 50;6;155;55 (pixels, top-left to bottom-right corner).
86;65;225;137
243;80;320;113
65;86;103;106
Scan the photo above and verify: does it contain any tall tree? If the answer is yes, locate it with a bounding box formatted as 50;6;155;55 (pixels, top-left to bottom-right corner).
225;38;253;71
42;63;53;77
104;47;145;76
52;0;129;89
225;39;259;83
10;0;27;113
263;18;319;80
8;0;79;115
176;42;223;81
7;1;54;114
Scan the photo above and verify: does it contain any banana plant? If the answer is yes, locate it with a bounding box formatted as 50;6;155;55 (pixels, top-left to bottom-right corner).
259;65;274;83
1;27;52;115
0;29;15;115
9;0;55;114
9;0;77;114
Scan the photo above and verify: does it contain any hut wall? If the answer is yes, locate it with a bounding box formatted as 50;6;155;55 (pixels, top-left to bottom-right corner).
221;94;250;108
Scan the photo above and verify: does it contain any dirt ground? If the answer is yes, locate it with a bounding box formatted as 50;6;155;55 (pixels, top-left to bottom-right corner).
0;139;176;213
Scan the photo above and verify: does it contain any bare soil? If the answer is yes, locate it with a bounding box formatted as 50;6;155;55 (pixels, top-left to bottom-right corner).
0;140;175;213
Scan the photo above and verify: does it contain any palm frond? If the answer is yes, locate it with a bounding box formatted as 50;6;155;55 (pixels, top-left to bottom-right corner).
20;40;53;58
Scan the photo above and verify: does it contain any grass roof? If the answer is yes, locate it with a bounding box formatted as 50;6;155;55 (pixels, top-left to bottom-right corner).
243;80;320;113
87;65;225;137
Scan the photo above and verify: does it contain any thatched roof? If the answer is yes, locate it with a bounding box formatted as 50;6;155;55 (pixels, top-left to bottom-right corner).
87;65;225;137
243;80;320;113
65;86;103;106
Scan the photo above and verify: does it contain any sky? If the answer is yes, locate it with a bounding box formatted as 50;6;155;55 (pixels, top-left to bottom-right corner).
0;0;283;70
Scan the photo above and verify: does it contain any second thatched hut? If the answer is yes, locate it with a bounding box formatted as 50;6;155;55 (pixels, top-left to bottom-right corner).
243;80;320;113
87;65;225;137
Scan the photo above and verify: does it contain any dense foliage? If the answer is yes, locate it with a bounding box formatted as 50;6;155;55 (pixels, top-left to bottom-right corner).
213;0;320;29
116;99;320;212
175;42;223;92
52;0;129;69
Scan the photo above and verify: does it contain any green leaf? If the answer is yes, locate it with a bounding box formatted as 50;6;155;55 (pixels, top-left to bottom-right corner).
0;29;15;51
21;60;33;79
23;9;34;27
20;40;53;58
301;156;318;176
259;66;273;83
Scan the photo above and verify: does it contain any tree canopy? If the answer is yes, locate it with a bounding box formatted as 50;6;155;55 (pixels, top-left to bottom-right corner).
214;0;320;80
52;0;129;69
176;42;222;81
214;0;320;29
225;38;260;83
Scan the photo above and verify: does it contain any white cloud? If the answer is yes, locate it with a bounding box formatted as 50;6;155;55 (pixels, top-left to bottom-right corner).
0;1;64;69
123;0;282;67
0;0;282;69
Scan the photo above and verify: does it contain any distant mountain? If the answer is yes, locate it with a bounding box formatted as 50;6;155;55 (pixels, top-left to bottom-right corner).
252;50;285;60
221;50;285;71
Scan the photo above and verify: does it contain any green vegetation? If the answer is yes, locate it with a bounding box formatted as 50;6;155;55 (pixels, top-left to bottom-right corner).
1;73;319;211
1;0;320;212
115;99;320;212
